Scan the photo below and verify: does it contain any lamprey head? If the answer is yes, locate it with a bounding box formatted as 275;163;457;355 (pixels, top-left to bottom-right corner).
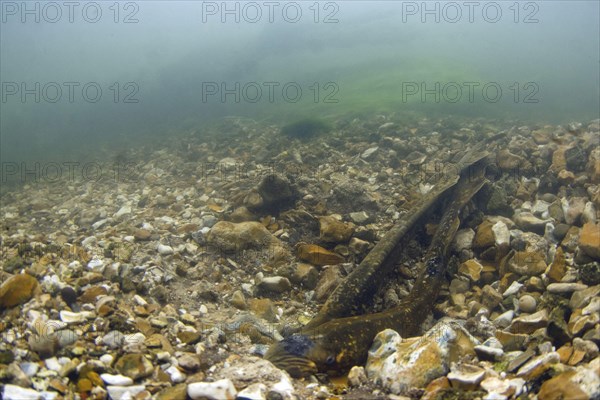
264;333;337;378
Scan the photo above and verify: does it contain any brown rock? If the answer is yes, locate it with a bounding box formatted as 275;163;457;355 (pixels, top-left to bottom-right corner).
579;222;600;260
547;247;567;282
134;228;152;241
557;169;576;184
495;331;528;352
79;286;108;304
551;146;568;172
473;220;495;249
296;243;344;266
314;266;344;302
156;383;188;400
459;259;483;282
207;221;279;253
115;353;154;380
0;273;38;309
291;263;318;289
538;370;589;400
421;376;450;400
556;344;574;363
509;309;549;334
318;216;354;243
509;251;547;276
481;285;502;311
248;298;277;322
561;226;581;253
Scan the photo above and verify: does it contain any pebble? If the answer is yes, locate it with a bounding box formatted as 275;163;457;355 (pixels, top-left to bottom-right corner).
165;365;186;383
100;373;134;386
503;281;524;297
366;321;477;395
106;385;146;400
493;310;514;329
547;282;588;294
509;309;549;334
296;244;344;266
361;146;379;159
514;212;550;234
458;259;482;282
578;222;600;260
157;243;174;255
207;221;280;253
453;228;475;252
508;251;547;276
59;310;93;323
3;384;41;400
0;273;39;308
177;353;201;371
518;295;537;313
102;330;125;348
187;378;237;400
236;382;267;400
347;366;368;387
474;344;504;361
318;215;354;243
114;353;154;380
447;364;486;390
349;211;370;224
257;276;291;293
492;221;511;248
516;351;560;380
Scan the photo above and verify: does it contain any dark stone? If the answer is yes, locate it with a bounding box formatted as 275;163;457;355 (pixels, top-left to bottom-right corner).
564;146;587;172
4;256;24;273
506;348;535;373
253;174;299;213
61;286;78;306
553;224;571;241
483;184;513;216
577;262;600;285
547;306;572;347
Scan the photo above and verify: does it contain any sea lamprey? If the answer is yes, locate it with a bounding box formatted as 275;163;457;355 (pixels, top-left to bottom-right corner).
265;146;491;378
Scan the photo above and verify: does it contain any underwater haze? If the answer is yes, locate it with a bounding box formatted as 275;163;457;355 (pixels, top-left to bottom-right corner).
1;0;599;163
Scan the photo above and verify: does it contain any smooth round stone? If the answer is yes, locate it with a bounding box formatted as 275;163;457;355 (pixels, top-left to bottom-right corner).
518;295;537;313
101;373;133;386
547;283;588;294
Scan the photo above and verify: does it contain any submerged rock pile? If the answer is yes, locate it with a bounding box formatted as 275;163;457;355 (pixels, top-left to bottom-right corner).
0;116;598;399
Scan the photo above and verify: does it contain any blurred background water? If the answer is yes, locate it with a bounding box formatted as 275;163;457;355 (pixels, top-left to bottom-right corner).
1;1;598;162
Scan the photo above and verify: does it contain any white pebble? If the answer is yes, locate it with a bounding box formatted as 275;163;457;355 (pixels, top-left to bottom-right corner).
100;354;114;366
87;258;105;272
114;206;132;218
165;365;186;383
187;379;237;400
157;244;174;255
59;310;94;324
503;281;523;297
106;385;146;400
236;383;267;400
199;304;208;315
101;373;133;386
44;357;61;372
3;384;41;400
